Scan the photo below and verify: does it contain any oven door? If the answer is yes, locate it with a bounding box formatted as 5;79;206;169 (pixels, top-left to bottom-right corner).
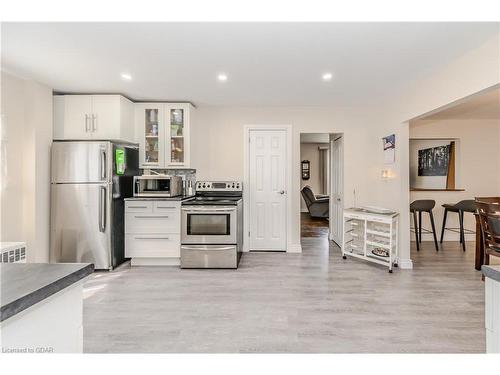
181;205;237;244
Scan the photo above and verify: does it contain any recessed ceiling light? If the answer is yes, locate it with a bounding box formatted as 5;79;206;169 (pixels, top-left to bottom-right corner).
322;72;333;81
121;73;132;81
217;73;228;82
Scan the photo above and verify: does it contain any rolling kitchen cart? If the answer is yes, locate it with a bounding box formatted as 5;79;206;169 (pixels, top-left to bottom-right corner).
342;207;399;272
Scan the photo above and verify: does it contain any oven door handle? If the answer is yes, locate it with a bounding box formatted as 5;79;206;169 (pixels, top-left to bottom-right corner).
181;246;235;251
181;207;236;212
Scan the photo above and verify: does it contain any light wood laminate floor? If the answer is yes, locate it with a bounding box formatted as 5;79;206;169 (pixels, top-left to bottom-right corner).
83;239;490;353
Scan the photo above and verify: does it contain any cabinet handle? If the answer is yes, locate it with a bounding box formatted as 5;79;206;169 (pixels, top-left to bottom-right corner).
85;114;90;132
128;206;148;209
92;113;97;132
156;206;176;209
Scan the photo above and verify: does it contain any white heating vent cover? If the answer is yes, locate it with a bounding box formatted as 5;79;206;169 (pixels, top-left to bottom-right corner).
1;242;27;263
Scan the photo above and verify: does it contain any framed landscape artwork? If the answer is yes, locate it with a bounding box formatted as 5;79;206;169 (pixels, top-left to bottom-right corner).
418;144;451;176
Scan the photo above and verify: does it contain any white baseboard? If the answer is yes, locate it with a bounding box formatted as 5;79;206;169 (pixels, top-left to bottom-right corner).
130;257;180;266
287;243;302;253
398;258;413;269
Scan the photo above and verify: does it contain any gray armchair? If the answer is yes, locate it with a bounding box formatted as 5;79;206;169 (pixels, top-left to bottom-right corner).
301;186;329;218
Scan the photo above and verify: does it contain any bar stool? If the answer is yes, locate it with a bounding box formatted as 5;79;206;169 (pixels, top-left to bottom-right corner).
440;199;476;252
410;200;439;251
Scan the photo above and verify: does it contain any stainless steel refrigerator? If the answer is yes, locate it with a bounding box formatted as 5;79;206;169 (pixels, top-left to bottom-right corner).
50;140;139;270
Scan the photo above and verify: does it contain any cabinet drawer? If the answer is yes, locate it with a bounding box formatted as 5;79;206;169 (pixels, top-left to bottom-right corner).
125;234;180;258
153;201;180;212
125;212;180;233
125;201;153;213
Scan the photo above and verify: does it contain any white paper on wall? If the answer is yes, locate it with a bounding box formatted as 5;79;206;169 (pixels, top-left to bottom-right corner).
382;134;395;164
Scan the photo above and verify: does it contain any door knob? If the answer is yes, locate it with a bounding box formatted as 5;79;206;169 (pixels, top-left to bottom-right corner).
278;190;286;195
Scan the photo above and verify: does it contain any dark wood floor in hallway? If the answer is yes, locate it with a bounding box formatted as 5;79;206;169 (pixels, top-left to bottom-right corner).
83;236;490;353
301;212;329;238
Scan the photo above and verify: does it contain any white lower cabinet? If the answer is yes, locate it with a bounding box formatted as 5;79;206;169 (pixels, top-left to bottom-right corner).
125;235;181;258
485;275;500;353
125;200;181;266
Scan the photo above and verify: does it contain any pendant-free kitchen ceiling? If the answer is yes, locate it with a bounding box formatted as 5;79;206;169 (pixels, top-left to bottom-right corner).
1;22;498;106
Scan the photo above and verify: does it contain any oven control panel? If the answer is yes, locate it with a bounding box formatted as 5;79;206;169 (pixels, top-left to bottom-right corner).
195;181;242;192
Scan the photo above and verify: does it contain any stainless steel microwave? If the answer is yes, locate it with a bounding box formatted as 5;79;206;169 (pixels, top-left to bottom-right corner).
133;175;183;197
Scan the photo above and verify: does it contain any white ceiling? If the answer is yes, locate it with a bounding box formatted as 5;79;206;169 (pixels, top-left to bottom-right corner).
1;23;498;106
419;86;500;120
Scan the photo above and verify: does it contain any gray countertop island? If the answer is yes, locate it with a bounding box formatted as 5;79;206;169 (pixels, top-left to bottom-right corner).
482;265;500;283
1;263;93;353
1;263;93;322
482;265;500;353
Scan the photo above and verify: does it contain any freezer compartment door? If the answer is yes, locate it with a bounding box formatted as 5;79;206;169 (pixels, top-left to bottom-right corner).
51;141;111;183
50;183;112;269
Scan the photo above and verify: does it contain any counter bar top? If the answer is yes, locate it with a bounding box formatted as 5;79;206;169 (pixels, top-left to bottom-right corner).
1;263;94;322
482;265;500;283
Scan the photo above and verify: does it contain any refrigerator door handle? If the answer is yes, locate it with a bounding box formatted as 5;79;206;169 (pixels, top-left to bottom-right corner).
100;147;107;181
99;186;107;232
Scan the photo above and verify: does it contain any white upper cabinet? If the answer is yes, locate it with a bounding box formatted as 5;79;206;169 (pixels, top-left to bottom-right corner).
166;103;191;168
135;102;193;169
65;95;92;138
53;94;134;142
135;103;165;169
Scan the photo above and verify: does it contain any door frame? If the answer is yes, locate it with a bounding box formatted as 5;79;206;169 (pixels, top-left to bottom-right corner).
243;125;293;252
329;134;344;245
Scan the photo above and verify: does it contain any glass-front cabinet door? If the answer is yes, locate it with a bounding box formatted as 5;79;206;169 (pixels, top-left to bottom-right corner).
166;103;190;167
136;104;165;168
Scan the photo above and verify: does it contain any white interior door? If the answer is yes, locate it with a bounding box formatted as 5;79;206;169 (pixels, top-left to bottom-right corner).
330;136;344;245
249;129;287;251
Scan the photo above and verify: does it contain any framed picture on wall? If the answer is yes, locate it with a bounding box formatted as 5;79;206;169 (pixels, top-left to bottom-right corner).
301;160;310;180
382;134;395;164
409;139;457;190
418;144;451;176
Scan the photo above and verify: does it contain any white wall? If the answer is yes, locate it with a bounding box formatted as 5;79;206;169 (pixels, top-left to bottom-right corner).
300;142;328;212
190;32;500;268
0;71;53;262
1;32;497;268
365;33;499;267
410;119;500;241
190;105;393;254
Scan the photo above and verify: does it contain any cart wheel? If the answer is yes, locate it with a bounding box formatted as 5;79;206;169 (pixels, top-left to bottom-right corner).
389;269;393;273
342;255;347;259
394;263;398;268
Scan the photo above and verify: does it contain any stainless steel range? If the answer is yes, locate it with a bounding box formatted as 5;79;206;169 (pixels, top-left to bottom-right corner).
181;181;243;268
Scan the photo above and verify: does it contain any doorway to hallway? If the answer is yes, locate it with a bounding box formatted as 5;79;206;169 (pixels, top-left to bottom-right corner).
300;132;344;248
